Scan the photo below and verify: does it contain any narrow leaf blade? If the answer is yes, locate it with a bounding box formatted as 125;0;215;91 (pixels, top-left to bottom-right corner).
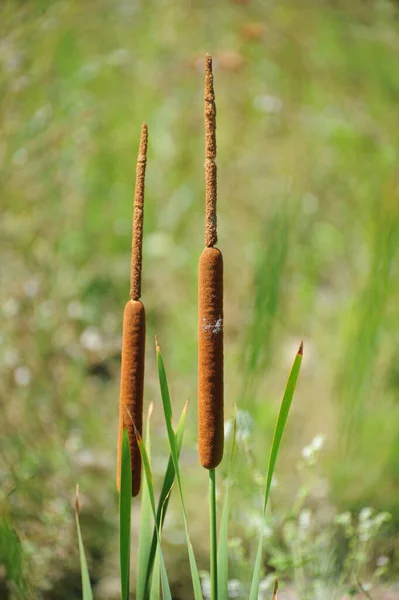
263;342;303;514
75;486;94;600
249;342;303;600
137;404;154;600
144;400;189;598
137;432;173;600
156;344;203;600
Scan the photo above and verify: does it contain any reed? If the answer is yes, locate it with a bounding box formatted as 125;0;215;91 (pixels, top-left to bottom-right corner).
198;54;224;471
117;123;148;497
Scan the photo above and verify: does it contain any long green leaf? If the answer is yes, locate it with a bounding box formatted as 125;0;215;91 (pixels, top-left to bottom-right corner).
75;485;94;600
120;427;132;600
156;343;203;600
137;404;154;600
217;409;237;600
249;342;303;600
137;432;173;600
144;400;188;599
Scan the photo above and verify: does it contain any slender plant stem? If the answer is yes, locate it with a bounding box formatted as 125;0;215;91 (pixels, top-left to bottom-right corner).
209;468;218;600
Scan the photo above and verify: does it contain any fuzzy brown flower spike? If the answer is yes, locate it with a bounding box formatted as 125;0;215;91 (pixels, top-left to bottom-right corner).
198;55;224;470
117;123;148;497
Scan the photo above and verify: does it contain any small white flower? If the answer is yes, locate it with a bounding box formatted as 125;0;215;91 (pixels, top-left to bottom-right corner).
334;511;352;526
359;507;373;522
235;409;253;444
226;580;241;598
376;555;389;567
299;508;312;530
361;582;372;592
80;327;103;351
254;94;283;114
302;445;313;459
311;435;325;452
14;366;32;387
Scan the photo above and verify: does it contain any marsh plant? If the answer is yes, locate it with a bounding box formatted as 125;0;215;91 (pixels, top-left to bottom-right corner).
74;56;391;600
75;55;302;600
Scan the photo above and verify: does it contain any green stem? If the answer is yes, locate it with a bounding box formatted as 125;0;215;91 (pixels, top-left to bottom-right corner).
209;468;217;600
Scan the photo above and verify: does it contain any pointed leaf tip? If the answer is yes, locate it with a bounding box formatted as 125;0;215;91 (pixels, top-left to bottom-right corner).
298;340;303;356
147;402;154;421
75;484;80;514
273;579;278;599
155;336;160;353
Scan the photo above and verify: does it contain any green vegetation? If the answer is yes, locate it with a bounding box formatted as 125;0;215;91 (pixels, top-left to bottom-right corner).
76;341;301;600
1;0;399;597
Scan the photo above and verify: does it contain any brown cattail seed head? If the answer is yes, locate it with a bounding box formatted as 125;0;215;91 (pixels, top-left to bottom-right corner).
117;299;145;496
198;246;224;469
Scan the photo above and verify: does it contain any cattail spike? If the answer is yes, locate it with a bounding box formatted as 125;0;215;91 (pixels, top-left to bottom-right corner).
204;54;217;248
117;299;146;496
199;55;224;469
130;122;148;301
198;247;224;469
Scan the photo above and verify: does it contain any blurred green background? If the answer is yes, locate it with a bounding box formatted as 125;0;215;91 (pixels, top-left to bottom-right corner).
1;0;399;598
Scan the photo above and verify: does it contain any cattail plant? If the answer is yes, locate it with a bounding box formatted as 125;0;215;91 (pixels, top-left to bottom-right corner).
198;54;224;471
198;53;224;600
117;123;148;497
77;58;304;600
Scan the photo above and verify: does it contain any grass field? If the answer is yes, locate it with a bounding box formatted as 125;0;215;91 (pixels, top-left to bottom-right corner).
1;0;399;597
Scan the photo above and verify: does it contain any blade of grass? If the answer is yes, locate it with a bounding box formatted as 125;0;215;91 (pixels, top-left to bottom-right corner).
143;400;188;599
156;341;203;600
136;431;173;600
249;342;303;600
75;485;94;600
217;408;237;600
137;403;154;600
120;427;132;600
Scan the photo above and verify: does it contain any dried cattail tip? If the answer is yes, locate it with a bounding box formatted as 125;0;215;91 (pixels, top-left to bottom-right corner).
117;299;146;496
204;53;217;248
198;246;224;469
130;122;148;301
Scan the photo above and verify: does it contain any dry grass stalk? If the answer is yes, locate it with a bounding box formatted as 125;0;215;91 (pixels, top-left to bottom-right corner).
117;123;148;496
198;54;224;470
